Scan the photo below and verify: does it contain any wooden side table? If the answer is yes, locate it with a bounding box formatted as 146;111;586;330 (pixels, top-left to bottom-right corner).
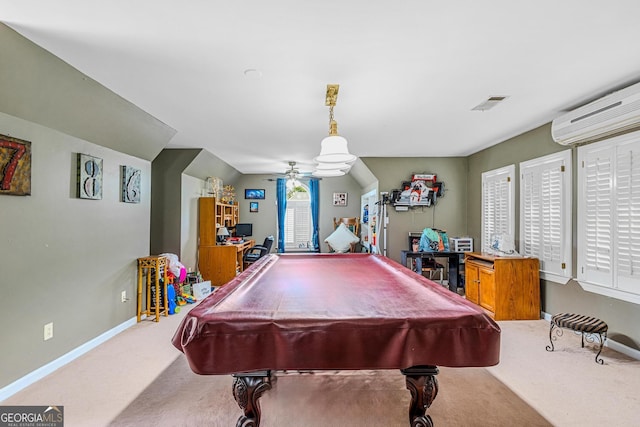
137;256;169;322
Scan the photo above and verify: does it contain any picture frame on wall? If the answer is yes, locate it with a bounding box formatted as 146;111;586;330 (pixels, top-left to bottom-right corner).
250;201;259;212
0;133;31;196
121;165;141;203
77;153;103;200
245;188;265;199
333;192;348;206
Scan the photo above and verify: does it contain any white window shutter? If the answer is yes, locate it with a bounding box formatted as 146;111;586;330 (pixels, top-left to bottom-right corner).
284;189;313;250
615;138;640;292
293;204;311;247
578;143;614;288
521;168;541;257
482;165;515;253
285;207;295;245
520;150;572;284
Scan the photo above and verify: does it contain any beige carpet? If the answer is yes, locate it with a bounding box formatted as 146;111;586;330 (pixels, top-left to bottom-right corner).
108;359;551;427
488;320;640;426
3;303;640;426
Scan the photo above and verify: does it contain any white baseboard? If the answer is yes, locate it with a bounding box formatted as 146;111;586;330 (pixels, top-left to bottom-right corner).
0;316;137;401
541;311;640;361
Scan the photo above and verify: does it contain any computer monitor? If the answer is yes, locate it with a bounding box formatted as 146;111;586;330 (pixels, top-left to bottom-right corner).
234;223;253;238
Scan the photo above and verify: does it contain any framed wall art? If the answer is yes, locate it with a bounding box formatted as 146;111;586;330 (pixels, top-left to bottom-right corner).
0;133;31;196
333;192;348;206
245;188;265;199
121;165;141;203
250;201;259;212
77;153;103;200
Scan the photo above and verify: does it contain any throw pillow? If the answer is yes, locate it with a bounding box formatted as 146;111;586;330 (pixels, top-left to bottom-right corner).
325;223;360;253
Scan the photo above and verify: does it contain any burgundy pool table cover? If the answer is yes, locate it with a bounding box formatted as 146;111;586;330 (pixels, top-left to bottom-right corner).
172;253;500;374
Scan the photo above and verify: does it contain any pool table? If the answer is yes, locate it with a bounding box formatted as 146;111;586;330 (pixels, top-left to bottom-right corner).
172;253;500;426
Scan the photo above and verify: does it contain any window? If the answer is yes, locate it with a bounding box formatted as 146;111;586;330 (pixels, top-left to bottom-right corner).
577;132;640;304
284;184;313;250
481;165;515;253
520;150;572;284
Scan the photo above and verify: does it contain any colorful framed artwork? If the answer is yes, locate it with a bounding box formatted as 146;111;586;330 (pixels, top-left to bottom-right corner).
77;153;103;200
245;189;265;199
250;201;259;212
0;133;31;196
121;165;141;203
333;192;348;206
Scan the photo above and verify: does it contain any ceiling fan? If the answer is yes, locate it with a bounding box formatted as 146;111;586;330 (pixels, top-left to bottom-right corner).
283;161;301;180
266;161;319;182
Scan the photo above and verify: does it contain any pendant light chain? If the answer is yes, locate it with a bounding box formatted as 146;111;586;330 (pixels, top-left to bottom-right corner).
328;105;335;133
313;83;356;175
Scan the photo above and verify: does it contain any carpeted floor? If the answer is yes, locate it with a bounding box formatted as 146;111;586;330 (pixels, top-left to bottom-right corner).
109;357;552;427
3;303;639;426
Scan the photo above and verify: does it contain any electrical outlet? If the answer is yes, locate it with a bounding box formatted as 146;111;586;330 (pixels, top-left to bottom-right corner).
121;290;127;303
44;322;53;341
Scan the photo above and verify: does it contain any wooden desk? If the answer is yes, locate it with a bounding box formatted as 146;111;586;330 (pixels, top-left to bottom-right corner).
228;239;255;272
198;239;255;286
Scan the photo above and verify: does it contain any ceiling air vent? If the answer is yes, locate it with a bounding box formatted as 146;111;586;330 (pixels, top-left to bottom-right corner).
472;96;508;111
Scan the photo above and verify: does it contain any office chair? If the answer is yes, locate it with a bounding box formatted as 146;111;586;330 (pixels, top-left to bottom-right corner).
243;235;274;265
420;256;445;284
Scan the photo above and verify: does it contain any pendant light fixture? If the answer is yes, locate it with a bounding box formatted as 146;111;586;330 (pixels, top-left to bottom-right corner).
313;84;356;177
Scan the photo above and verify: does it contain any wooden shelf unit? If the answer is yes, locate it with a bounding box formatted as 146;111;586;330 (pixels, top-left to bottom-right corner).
198;197;239;245
198;197;254;286
464;252;540;320
136;256;168;322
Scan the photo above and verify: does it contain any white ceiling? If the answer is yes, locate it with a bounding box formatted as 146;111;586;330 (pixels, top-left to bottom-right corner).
2;1;640;175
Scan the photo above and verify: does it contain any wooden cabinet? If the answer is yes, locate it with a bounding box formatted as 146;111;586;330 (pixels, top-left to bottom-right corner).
198;197;244;286
198;197;238;245
199;245;238;287
464;252;540;320
198;240;256;286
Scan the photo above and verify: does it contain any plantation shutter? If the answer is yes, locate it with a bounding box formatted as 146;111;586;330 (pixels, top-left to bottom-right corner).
521;168;541;257
285;190;313;250
615;138;640;292
520;151;571;283
284;207;295;245
578;144;613;287
293;203;311;247
577;132;640;302
481;165;514;252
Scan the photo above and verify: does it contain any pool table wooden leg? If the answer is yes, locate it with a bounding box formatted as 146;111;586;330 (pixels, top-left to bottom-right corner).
232;371;272;427
401;365;440;427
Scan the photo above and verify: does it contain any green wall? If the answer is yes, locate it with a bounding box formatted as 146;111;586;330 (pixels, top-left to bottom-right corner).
362;157;468;264
467;123;640;349
0;22;174;395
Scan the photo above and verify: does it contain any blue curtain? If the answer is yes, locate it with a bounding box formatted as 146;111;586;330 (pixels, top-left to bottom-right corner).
309;178;320;251
276;178;287;253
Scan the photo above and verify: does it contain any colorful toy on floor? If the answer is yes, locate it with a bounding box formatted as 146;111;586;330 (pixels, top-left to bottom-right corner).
181;293;196;304
167;285;178;315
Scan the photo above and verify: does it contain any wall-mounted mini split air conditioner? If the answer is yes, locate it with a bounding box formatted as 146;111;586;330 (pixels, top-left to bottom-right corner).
551;81;640;145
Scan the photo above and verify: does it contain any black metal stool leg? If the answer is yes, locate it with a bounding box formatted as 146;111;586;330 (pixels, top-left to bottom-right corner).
595;332;606;365
546;322;556;352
